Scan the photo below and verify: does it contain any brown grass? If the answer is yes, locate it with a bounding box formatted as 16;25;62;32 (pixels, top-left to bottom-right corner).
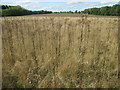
2;15;118;88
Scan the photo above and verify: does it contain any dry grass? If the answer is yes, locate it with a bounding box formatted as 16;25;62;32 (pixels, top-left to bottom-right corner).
2;15;118;88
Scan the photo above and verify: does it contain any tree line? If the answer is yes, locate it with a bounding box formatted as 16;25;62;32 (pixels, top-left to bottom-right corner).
53;10;81;14
81;4;120;16
1;4;120;16
53;4;120;16
1;5;52;16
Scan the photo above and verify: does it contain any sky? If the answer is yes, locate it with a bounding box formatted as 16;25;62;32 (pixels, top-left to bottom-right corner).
1;0;120;11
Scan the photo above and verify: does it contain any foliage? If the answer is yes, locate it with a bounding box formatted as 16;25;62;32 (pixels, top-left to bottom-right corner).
1;5;52;16
1;5;12;9
2;71;23;88
53;11;79;14
2;5;32;16
32;10;52;14
81;5;120;16
53;4;120;16
1;4;120;16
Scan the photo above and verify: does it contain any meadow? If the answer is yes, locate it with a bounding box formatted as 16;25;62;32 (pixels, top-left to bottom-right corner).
2;15;119;88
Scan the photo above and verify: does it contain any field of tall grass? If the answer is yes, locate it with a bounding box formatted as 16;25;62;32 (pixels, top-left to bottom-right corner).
2;15;118;88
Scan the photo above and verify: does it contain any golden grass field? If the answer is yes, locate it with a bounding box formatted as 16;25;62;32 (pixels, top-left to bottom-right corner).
2;15;119;88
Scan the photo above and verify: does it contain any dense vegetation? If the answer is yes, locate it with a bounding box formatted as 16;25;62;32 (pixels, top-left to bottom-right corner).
1;5;52;16
2;16;118;88
1;5;32;16
54;4;120;16
53;10;81;14
1;4;120;16
81;4;120;16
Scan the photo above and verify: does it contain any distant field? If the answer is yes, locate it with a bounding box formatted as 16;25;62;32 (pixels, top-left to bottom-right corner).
2;15;118;88
27;14;118;18
3;14;119;18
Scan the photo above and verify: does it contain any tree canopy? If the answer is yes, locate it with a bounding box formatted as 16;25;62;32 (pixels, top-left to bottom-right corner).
1;4;120;16
1;5;52;16
81;5;120;16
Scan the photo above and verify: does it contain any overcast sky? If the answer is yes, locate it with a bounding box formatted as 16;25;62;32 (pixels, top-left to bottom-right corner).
1;0;119;11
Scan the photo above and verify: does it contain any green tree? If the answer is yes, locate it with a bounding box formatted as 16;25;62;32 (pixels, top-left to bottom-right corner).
110;5;120;16
100;6;111;15
75;10;78;13
81;4;120;16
